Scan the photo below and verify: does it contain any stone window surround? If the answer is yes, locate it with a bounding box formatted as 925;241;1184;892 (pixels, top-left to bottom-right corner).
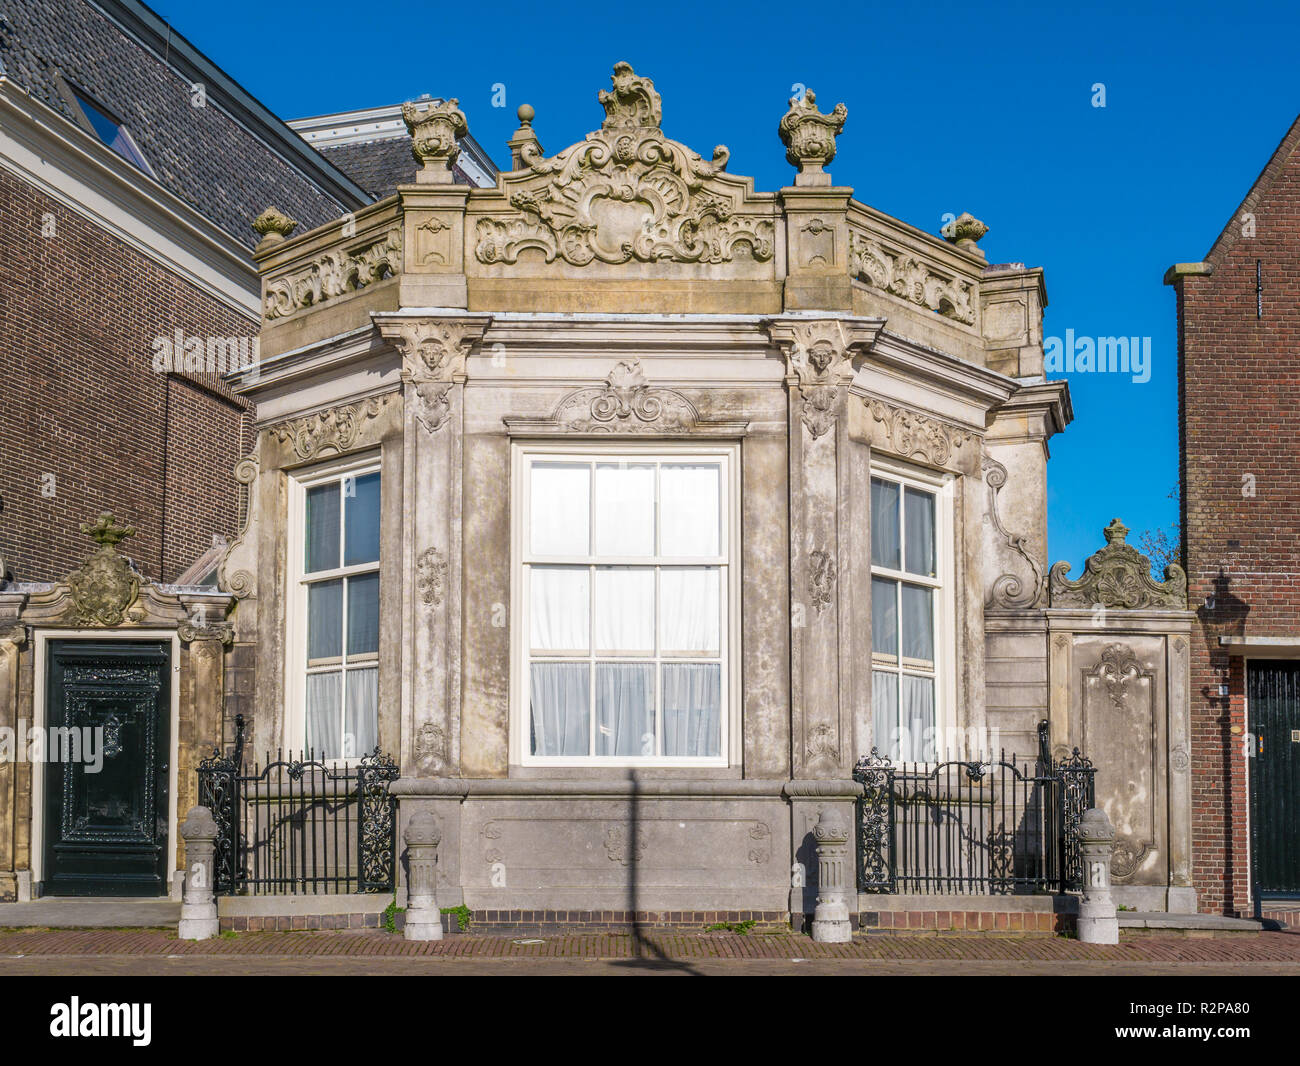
284;449;383;762
509;440;742;769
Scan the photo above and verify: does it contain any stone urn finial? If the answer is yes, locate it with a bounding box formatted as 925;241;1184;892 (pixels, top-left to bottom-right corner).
402;97;469;183
941;212;989;257
1103;518;1130;545
252;207;298;250
80;511;135;547
599;61;662;129
778;89;847;187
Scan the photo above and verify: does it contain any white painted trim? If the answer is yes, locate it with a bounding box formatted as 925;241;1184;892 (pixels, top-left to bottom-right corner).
510;441;741;768
0;77;259;316
30;629;182;894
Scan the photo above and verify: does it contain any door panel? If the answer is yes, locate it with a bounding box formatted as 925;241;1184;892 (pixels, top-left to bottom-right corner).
43;641;171;897
1248;660;1300;898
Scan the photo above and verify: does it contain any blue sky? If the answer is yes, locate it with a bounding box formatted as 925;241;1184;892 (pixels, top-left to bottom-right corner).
167;0;1300;571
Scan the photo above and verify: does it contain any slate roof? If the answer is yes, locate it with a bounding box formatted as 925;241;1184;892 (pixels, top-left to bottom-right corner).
317;136;422;201
0;0;370;247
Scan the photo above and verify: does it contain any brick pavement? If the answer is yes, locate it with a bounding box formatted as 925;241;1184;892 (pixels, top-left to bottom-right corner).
1;926;1299;965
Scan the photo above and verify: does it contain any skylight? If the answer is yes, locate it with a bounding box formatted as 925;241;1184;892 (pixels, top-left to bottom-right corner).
72;89;155;176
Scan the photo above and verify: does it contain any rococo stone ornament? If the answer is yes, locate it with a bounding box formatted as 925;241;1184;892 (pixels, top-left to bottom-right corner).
940;211;989;253
263;226;401;320
251;206;299;246
866;396;974;469
66;513;140;627
270;397;388;461
475;63;773;267
849;231;977;325
402;97;469;176
1048;518;1188;609
777;89;847;183
984;455;1045;608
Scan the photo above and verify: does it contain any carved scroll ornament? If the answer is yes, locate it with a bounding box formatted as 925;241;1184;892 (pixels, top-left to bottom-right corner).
866;398;974;469
849;231;976;325
1049;519;1188;609
983;456;1044;609
263;227;401;321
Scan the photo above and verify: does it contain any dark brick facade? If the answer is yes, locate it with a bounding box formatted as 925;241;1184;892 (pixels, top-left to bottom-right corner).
1170;115;1300;916
0;167;253;583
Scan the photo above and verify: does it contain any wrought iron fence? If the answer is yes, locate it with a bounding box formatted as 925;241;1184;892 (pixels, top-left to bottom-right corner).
197;715;399;895
852;720;1095;895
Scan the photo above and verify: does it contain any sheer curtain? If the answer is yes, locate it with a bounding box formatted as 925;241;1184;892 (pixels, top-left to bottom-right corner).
872;670;898;759
595;663;654;755
594;568;653;652
870;478;900;568
306;673;341;759
345;668;378;757
904;487;935;577
530;663;589;755
900;675;935;761
660;568;719;653
530;568;590;651
662;663;720;756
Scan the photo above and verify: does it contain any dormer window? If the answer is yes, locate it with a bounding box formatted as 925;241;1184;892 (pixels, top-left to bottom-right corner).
71;87;155;176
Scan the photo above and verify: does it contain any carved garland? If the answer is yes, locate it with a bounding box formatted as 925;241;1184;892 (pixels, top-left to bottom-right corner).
865;398;974;469
270;397;387;462
417;547;448;607
263;227;402;321
848;231;976;325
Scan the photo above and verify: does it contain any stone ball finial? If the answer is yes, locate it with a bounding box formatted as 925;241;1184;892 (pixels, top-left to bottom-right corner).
940;212;989;255
517;104;535;126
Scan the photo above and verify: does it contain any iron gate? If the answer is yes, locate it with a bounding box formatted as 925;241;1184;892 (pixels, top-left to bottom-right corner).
852;720;1095;894
197;715;399;895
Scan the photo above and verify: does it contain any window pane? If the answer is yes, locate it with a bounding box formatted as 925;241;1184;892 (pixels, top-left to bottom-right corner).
662;663;721;757
595;463;655;556
530;463;590;556
901;584;934;664
530;663;590;756
347;573;379;656
306;672;342;759
660;463;720;557
305;483;340;572
308;580;343;660
660;568;720;654
871;577;898;657
530;567;589;651
904;486;935;577
343;472;381;565
901;674;936;761
344;667;378;758
872;669;898;760
594;568;654;653
870;477;900;569
595;663;655;756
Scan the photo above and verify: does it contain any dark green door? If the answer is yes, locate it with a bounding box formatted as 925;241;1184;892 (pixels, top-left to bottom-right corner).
1248;660;1300;899
43;641;171;896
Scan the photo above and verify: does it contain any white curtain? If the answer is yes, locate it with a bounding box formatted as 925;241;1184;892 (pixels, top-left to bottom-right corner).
344;667;378;757
872;669;898;759
904;487;935;577
530;663;589;755
900;674;936;761
662;663;720;756
595;663;655;756
530;463;590;555
871;577;897;657
870;478;899;568
308;580;343;660
306;672;341;759
343;472;381;566
660;464;719;557
660;568;719;653
595;464;654;556
594;568;653;652
530;567;589;651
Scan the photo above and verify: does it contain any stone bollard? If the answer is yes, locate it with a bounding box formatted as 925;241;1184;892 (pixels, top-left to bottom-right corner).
811;807;853;943
403;811;443;941
1077;807;1119;945
177;806;220;941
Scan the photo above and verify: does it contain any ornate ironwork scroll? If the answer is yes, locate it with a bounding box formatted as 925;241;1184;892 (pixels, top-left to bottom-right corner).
852;748;896;893
357;748;400;893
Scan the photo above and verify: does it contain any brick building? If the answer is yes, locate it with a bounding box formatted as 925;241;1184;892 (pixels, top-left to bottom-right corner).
1167;113;1300;917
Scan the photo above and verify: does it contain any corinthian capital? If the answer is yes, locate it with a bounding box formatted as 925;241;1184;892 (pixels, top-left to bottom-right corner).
765;317;880;386
378;316;490;384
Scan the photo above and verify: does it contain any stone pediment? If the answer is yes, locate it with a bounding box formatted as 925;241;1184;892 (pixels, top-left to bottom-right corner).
1049;518;1187;609
473;63;775;272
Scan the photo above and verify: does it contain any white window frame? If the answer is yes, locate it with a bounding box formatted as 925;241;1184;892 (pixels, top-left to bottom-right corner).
869;457;957;762
285;451;382;763
510;441;741;768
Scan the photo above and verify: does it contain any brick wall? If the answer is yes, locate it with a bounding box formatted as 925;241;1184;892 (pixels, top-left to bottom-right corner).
1174;121;1300;915
0;167;253;583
